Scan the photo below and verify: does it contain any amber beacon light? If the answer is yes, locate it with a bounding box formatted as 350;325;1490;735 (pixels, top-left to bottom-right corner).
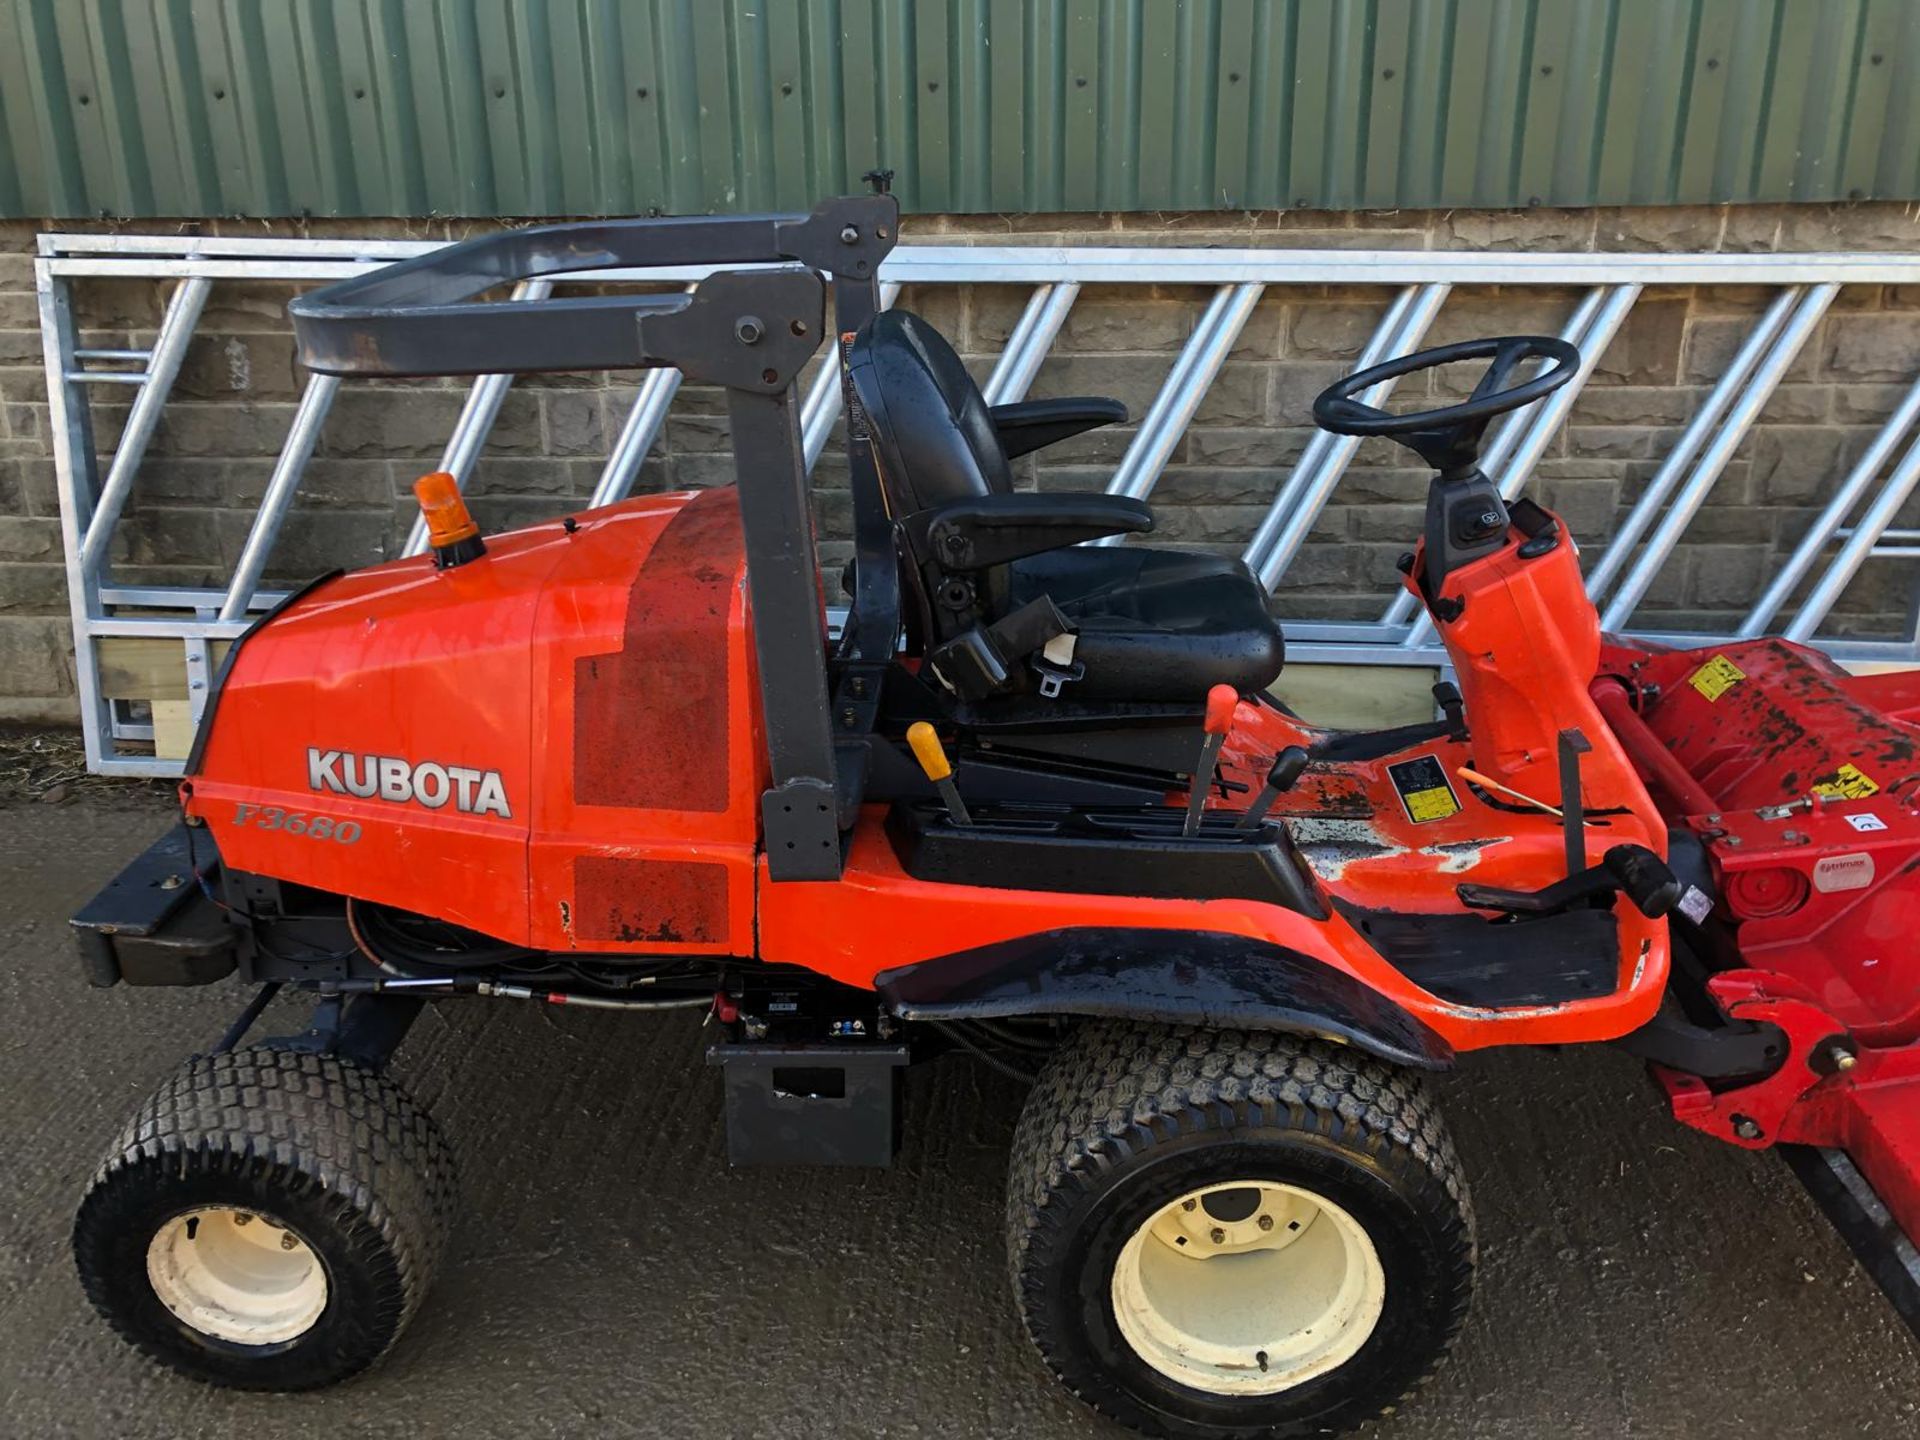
413;471;487;568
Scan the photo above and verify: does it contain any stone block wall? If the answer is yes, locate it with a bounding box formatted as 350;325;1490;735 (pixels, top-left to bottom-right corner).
2;202;1919;722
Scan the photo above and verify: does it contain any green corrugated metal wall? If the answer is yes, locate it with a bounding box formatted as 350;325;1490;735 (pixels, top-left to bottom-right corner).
3;0;1918;219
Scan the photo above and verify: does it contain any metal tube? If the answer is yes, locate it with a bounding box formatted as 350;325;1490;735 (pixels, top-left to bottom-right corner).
798;353;842;471
1097;282;1265;534
1583;286;1805;606
402;277;553;555
587;282;703;506
1244;283;1449;588
1784;426;1920;641
76;275;212;574
801;281;901;472
981;282;1080;405
1740;372;1920;637
591;367;683;507
1393;283;1642;645
65;370;149;384
1590;677;1720;817
219;374;341;619
1602;284;1837;630
38;264;115;772
40;228;1920;286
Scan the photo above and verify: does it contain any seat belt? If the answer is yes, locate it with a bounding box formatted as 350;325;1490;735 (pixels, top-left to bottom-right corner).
927;595;1077;701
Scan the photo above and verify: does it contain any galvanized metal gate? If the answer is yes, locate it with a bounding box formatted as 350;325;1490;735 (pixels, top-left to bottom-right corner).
35;233;1920;776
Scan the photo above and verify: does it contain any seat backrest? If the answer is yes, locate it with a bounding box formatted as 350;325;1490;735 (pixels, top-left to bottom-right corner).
847;310;1013;514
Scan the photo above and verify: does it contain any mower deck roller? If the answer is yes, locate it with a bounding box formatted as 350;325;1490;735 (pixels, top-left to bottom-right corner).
65;189;1920;1436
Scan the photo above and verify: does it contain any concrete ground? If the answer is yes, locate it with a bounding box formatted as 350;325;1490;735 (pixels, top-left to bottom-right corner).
3;798;1919;1439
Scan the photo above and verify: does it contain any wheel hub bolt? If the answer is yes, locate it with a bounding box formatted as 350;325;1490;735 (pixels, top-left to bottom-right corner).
234;1213;252;1226
1209;1227;1226;1245
1182;1199;1197;1212
279;1232;299;1251
1257;1214;1275;1231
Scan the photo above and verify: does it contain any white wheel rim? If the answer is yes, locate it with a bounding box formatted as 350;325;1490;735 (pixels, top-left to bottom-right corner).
1111;1181;1386;1396
146;1207;328;1345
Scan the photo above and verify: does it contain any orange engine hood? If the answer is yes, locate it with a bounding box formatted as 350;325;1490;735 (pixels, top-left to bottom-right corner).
185;489;765;950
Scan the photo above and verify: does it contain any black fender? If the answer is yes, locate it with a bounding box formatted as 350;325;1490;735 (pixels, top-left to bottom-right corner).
873;927;1453;1071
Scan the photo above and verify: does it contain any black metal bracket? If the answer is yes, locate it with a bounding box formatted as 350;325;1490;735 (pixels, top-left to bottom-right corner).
1558;727;1592;878
1612;1006;1788;1080
260;993;425;1072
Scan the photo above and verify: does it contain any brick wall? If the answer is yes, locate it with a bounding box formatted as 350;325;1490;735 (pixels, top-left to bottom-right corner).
3;202;1919;723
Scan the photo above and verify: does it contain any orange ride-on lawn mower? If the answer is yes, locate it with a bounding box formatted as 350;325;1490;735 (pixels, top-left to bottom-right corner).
65;188;1920;1438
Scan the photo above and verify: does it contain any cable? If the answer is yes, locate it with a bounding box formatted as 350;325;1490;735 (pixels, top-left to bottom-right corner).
968;1016;1060;1052
930;1020;1040;1084
342;898;724;1013
345;896;414;978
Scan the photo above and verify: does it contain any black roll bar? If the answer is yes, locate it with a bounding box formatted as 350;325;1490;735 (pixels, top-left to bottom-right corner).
289;196;895;380
285;194;903;882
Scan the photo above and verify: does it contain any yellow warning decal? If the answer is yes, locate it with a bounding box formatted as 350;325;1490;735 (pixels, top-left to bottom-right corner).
1404;787;1461;822
1387;754;1462;823
1812;763;1880;799
1688;654;1746;702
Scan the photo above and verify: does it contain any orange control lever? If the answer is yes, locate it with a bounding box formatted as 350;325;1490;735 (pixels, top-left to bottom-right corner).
1183;684;1240;837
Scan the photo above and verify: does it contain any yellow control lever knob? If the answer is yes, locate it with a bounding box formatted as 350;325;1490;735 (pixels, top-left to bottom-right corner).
907;722;952;782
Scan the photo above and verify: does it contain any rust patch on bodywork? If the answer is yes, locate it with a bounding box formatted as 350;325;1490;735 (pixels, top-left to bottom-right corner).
571;855;729;945
573;487;741;811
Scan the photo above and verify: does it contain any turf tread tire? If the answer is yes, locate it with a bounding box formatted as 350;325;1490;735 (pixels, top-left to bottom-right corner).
74;1046;457;1390
1006;1022;1474;1440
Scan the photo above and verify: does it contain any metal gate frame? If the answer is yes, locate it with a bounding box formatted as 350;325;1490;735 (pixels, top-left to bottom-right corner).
36;232;1920;776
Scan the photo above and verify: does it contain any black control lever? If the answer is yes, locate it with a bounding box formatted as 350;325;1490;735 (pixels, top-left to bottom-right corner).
1235;746;1310;830
1456;843;1682;920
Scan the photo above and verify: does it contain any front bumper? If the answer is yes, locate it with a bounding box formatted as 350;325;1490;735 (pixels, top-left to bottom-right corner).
71;822;237;987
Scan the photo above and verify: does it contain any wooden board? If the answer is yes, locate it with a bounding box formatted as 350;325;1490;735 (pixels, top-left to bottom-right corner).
1271;664;1441;730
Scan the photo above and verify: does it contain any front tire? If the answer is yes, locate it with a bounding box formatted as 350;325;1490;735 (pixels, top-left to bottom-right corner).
74;1046;458;1389
1006;1023;1473;1439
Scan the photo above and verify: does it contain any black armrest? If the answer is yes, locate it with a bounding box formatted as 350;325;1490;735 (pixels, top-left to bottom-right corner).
910;491;1153;570
989;397;1129;460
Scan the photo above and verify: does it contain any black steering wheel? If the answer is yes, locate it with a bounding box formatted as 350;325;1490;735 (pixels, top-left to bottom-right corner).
1311;335;1581;474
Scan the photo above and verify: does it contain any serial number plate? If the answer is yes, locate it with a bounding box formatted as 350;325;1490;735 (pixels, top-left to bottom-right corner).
232;803;362;844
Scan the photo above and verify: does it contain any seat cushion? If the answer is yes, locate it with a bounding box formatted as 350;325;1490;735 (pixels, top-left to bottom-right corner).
1006;546;1286;701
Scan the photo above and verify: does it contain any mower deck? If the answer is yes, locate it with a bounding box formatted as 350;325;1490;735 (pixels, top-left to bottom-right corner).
1601;636;1920;1335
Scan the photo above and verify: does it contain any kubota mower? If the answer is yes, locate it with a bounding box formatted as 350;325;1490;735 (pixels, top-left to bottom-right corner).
65;188;1920;1438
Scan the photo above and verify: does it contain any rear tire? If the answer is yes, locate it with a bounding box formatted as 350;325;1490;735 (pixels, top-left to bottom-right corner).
1006;1023;1473;1439
74;1046;457;1390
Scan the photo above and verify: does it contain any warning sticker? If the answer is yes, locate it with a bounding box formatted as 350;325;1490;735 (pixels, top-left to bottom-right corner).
1813;853;1875;893
1688;654;1746;702
1387;753;1462;823
1812;763;1880;800
1845;812;1889;833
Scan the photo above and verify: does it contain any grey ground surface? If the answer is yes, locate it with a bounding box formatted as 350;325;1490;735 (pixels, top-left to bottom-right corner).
3;798;1919;1439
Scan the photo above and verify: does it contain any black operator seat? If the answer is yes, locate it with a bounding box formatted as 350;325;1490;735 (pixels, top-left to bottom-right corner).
846;311;1285;705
